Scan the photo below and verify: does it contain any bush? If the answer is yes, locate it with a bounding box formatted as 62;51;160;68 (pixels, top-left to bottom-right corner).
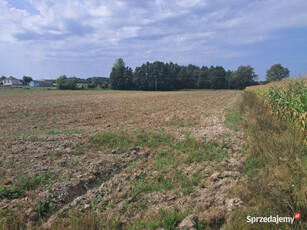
86;83;97;89
56;75;77;90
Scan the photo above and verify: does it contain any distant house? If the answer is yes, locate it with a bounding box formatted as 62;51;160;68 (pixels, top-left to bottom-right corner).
2;77;22;86
29;80;54;87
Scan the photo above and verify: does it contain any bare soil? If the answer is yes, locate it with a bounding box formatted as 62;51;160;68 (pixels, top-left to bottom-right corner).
0;89;245;229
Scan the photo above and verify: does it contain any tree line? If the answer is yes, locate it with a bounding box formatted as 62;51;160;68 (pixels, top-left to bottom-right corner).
56;76;109;90
1;62;289;90
109;59;289;91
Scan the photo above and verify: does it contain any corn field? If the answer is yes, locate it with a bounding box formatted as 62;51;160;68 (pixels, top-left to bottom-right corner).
247;78;307;132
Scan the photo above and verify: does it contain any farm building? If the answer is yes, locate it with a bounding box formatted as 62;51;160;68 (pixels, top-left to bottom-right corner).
29;80;54;87
2;76;22;86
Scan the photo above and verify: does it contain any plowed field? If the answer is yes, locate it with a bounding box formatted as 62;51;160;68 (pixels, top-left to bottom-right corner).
0;89;244;229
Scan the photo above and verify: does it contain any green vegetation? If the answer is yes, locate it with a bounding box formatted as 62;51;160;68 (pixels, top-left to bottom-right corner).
132;208;187;230
130;172;173;198
224;107;243;132
89;130;228;163
0;187;23;200
50;208;192;230
168;119;198;127
227;90;307;229
110;59;259;91
247;79;307;132
36;199;54;219
19;172;53;190
89;130;173;152
266;64;290;82
266;80;307;131
0;208;26;230
88;130;228;208
22;75;33;85
0;172;55;200
110;58;134;90
56;75;78;90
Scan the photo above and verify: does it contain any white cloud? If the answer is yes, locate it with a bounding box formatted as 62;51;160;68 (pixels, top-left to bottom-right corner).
176;0;207;8
0;0;307;78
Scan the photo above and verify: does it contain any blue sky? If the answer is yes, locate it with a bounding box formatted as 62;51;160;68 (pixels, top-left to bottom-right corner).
0;0;307;80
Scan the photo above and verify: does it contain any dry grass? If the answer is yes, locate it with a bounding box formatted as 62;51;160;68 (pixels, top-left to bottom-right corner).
225;91;307;230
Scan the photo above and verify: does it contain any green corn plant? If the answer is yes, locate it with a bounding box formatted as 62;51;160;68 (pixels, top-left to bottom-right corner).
265;80;307;132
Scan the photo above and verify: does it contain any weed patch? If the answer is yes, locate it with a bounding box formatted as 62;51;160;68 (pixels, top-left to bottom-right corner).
0;209;27;230
0;172;55;200
224;107;242;132
132;208;186;230
89;130;173;152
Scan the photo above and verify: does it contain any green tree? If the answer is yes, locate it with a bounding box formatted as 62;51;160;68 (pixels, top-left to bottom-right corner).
0;76;5;85
56;75;77;90
266;64;290;82
231;65;258;89
22;76;32;85
209;66;227;89
122;67;133;90
197;66;210;89
110;58;126;90
91;77;99;87
100;82;109;89
186;64;200;89
226;70;233;89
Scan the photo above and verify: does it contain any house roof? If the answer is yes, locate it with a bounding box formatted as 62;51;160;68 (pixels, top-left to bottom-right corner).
31;80;53;86
32;80;53;83
6;76;20;81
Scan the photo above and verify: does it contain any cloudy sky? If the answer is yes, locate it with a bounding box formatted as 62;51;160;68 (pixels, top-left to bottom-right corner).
1;0;307;80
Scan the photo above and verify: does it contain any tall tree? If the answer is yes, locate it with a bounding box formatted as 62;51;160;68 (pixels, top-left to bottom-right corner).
177;66;188;89
23;76;32;85
231;65;258;89
122;67;133;90
186;64;200;89
266;64;290;82
110;58;126;90
226;70;233;89
197;66;210;89
209;66;227;89
109;59;258;91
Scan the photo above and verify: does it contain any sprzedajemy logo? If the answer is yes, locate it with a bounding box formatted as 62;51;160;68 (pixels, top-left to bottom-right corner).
247;213;301;224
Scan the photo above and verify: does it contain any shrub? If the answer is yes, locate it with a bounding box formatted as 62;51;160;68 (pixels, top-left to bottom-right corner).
56;75;77;90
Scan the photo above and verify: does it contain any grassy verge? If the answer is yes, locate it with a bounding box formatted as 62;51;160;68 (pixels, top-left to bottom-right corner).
225;91;307;229
224;108;242;132
224;95;243;132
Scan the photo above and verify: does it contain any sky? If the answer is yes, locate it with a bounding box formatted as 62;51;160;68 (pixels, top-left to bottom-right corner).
0;0;307;80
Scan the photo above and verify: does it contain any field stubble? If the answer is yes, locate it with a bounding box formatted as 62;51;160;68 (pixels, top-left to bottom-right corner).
0;89;244;229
